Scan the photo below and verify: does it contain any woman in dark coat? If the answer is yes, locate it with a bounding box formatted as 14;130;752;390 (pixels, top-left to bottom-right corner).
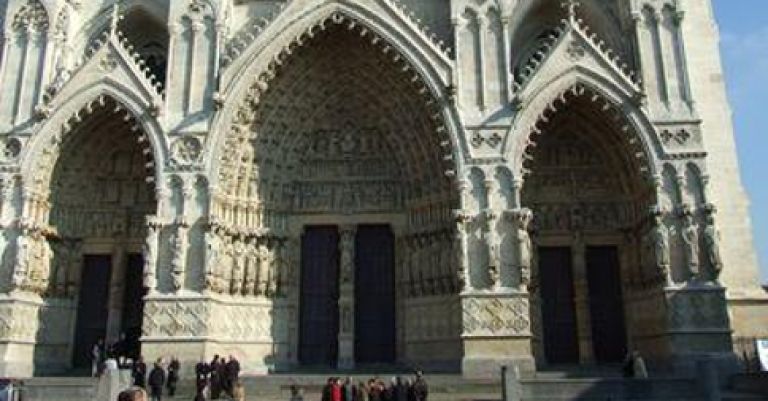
132;356;147;388
209;355;222;399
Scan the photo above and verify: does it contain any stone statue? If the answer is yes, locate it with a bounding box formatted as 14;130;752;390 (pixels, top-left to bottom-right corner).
203;229;218;292
244;242;258;296
231;240;246;295
488;264;500;291
514;209;533;291
143;220;160;292
681;212;700;279
12;233;29;291
453;209;471;292
650;212;672;286
339;228;354;284
257;242;271;296
171;223;188;292
703;209;723;281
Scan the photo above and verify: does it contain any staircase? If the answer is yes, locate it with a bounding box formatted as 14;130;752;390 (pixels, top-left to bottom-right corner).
11;372;766;401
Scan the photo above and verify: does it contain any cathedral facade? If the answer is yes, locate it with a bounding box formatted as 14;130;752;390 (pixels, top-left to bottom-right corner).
0;0;765;378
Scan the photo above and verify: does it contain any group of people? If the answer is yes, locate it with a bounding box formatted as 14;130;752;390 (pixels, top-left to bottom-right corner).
194;355;243;401
129;357;181;401
320;372;428;401
91;335;138;376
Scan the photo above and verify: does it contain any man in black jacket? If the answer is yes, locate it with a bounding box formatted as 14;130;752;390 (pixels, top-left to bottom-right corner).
412;371;428;401
224;355;241;397
147;360;166;401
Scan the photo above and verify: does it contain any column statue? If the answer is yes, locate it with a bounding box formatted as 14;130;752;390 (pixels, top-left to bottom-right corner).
143;217;161;293
231;239;245;295
514;208;533;291
244;237;258;296
11;229;30;291
171;219;189;292
203;226;219;292
453;209;472;292
680;209;700;280
649;209;672;286
484;210;500;290
703;206;723;282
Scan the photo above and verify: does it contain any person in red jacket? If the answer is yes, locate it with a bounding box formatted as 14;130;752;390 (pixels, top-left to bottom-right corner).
331;377;343;401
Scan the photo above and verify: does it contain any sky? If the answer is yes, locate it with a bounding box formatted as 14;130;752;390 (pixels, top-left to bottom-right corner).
713;0;768;283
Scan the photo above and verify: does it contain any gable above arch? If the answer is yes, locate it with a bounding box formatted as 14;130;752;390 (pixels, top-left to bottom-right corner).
512;12;642;106
217;0;454;97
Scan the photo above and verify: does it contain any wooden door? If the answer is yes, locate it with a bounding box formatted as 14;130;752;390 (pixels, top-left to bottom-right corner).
299;226;340;366
539;247;580;364
354;225;396;364
72;255;112;368
586;246;628;363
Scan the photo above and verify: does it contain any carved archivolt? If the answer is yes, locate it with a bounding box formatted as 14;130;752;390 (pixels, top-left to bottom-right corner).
213;12;457;232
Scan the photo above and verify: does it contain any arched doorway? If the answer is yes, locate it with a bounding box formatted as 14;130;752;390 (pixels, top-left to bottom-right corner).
213;14;460;369
521;85;658;367
37;96;157;371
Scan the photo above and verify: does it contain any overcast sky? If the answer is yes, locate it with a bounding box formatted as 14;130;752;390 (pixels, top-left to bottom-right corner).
713;0;768;283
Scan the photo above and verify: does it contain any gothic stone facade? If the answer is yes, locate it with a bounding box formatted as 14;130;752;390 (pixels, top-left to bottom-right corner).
0;0;765;378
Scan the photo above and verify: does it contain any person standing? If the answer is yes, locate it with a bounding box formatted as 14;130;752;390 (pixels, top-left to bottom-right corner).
91;338;104;377
147;360;166;401
209;355;222;399
224;355;241;397
394;377;408;401
166;356;180;397
195;357;210;395
321;377;334;401
411;372;428;401
332;378;343;401
133;356;147;388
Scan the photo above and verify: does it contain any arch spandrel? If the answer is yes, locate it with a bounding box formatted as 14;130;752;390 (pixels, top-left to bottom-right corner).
207;3;465;184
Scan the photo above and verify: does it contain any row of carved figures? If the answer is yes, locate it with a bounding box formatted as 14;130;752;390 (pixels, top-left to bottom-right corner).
455;208;534;292
644;203;722;286
142;218;296;297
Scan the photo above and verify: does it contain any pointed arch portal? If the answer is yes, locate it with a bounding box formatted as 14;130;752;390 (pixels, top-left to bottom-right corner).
210;13;460;368
25;95;158;371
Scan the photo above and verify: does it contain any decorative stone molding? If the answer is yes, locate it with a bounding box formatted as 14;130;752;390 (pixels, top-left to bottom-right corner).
462;294;530;337
142;299;210;338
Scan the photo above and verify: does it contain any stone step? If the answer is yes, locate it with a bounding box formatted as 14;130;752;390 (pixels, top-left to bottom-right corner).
519;378;700;399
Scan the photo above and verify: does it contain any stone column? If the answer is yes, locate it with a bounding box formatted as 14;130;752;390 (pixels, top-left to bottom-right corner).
571;234;594;364
106;244;126;342
337;225;356;369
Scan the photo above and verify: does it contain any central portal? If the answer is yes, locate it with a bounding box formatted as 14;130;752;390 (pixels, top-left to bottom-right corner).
298;224;396;368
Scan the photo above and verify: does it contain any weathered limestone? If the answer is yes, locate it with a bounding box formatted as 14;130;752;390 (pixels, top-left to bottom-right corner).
0;0;762;380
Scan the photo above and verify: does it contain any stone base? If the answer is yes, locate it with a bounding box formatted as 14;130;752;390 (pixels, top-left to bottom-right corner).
462;354;535;380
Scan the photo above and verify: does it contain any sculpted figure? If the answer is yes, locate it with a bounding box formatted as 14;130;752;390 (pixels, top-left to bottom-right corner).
171;223;189;292
143;221;160;292
231;240;245;295
453;210;471;292
243;238;257;295
703;210;723;281
12;233;29;291
203;229;218;292
257;242;271;296
681;212;700;279
515;209;533;291
650;212;672;286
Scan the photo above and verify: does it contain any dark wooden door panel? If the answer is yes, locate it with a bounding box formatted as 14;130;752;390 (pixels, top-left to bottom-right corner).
354;225;396;364
121;253;145;361
72;255;112;368
586;246;628;363
299;226;340;366
539;247;580;364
